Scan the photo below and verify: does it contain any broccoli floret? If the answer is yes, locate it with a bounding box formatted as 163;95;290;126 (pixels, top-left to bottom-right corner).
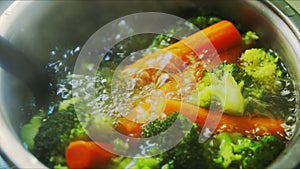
142;112;179;138
188;16;221;29
32;98;90;168
141;112;285;169
28;57;119;168
160;123;204;169
239;48;296;115
108;157;160;169
203;132;285;169
20;111;45;150
242;31;259;46
193;59;295;116
240;48;283;93
194;64;246;116
210;72;245;116
142;112;205;169
53;164;69;169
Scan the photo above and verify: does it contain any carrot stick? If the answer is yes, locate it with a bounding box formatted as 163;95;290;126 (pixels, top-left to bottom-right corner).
116;100;285;139
66;141;116;169
123;20;242;76
164;100;285;138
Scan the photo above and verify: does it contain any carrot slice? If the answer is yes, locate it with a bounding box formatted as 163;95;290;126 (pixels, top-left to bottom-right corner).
66;141;116;169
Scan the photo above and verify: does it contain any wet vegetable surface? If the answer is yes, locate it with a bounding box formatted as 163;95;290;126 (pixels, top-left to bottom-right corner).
20;15;298;169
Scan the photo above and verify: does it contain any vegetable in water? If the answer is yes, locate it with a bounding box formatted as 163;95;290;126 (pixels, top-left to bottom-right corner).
66;140;116;169
124;20;242;76
141;113;284;169
118;99;285;144
194;63;246;115
240;48;283;94
19;15;296;169
143;112;205;169
148;16;221;49
20;112;44;150
194;47;295;117
32;100;90;168
163;100;285;138
109;157;160;169
203;132;284;169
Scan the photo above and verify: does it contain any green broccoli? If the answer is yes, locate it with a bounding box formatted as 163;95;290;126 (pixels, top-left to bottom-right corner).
108;157;160;169
142;112;205;169
240;48;283;94
142;112;180;138
20;111;45;150
194;64;246;116
242;31;259;46
194;50;296;116
141;112;285;169
108;113;203;169
28;95;117;168
159;123;204;169
239;48;296;115
32;98;90;168
188;16;222;30
23;56;119;168
203;132;285;169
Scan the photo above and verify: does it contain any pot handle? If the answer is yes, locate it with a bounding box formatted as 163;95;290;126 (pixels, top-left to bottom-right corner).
267;0;300;36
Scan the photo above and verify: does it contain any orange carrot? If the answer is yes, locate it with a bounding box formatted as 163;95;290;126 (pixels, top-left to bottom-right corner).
115;117;143;137
123;20;242;76
202;44;243;70
218;45;243;64
164;100;285;138
66;141;116;169
115;100;285;139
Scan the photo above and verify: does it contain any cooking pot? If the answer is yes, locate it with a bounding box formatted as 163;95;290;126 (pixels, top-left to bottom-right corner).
0;0;299;168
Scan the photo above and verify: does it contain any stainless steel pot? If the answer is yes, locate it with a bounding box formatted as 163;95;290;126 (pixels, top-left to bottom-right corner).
0;1;299;168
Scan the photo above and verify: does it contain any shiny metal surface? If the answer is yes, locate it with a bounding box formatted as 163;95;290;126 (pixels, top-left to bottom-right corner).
0;1;299;168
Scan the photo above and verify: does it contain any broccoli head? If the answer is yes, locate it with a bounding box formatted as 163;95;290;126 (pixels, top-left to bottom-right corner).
239;48;297;116
141;112;285;169
188;16;221;30
242;31;259;46
142;112;205;169
20;111;45;150
108;157;160;169
193;56;295;116
32;98;90;168
159;122;204;169
203;132;285;169
194;63;246;116
142;112;179;138
240;48;283;94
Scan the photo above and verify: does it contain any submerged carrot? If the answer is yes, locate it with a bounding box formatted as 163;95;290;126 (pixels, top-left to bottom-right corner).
124;20;242;76
164;100;285;138
116;100;285;139
66;141;116;169
202;44;243;70
115;117;143;137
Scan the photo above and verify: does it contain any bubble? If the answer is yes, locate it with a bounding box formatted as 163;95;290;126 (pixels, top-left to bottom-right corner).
285;114;297;125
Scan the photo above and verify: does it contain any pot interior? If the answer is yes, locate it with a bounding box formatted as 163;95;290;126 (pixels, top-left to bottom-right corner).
0;1;299;168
